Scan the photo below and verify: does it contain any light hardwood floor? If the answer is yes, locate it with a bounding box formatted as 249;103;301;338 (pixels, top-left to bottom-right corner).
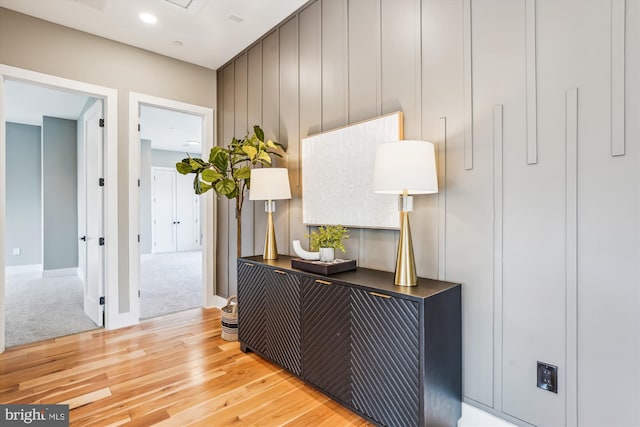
0;308;370;426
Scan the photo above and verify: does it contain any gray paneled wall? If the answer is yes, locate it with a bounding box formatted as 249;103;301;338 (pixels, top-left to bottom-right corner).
42;116;78;271
216;0;640;425
5;123;42;267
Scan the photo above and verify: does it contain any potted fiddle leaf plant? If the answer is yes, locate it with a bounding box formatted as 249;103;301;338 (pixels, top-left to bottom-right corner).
176;125;285;257
307;225;350;262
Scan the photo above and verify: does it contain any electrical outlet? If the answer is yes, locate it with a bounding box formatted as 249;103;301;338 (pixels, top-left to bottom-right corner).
12;248;20;256
537;361;558;393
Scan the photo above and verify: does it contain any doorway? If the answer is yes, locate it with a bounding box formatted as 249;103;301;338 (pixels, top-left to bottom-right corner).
3;81;105;347
128;92;217;320
0;65;118;353
139;105;203;319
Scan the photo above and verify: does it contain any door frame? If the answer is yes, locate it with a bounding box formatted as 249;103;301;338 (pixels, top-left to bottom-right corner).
0;64;119;352
128;92;219;316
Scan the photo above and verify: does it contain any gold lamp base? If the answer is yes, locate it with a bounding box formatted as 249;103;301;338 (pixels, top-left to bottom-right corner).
263;202;278;260
395;197;417;286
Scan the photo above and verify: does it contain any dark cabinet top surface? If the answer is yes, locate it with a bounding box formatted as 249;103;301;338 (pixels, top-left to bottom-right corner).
239;255;460;301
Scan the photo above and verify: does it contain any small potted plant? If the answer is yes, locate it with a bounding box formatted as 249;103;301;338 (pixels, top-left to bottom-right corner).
307;225;350;262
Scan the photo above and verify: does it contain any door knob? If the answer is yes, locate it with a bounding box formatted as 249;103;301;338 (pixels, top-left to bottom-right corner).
80;236;87;241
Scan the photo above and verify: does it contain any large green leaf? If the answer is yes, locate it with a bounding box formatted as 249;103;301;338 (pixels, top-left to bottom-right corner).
241;145;257;161
214;178;237;197
254;125;264;142
247;134;259;146
189;157;207;170
233;166;251;180
201;169;223;182
176;161;192;175
210;148;228;173
194;175;212;194
257;151;272;164
208;146;221;163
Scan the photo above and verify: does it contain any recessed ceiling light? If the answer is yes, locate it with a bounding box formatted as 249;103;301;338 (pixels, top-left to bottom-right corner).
173;41;183;47
184;140;201;146
139;12;158;24
228;13;244;23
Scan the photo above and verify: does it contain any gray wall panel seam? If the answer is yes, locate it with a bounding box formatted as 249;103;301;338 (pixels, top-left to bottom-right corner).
438;116;447;282
417;0;423;141
297;11;301;188
492;104;503;411
565;87;578;427
463;0;474;171
320;0;324;132
525;0;538;165
611;0;626;157
345;0;350;126
379;0;383;119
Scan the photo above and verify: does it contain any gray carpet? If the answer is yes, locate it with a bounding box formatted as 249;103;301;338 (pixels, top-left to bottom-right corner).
5;271;97;348
140;250;202;319
4;250;202;348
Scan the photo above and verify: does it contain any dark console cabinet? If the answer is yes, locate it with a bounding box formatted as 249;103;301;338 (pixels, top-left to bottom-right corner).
238;262;302;376
301;276;352;404
351;288;421;426
238;256;461;427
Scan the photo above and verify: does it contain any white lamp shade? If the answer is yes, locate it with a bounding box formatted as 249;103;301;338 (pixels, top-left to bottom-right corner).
372;140;438;194
249;168;292;200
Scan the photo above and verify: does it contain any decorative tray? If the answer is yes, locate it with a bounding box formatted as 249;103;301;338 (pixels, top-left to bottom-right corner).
291;258;357;275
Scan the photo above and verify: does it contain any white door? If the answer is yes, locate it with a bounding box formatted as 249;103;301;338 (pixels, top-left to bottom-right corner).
152;167;177;253
152;168;201;253
176;173;200;251
80;99;104;326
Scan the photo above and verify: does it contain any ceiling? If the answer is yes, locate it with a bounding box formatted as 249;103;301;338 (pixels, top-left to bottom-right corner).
4;80;91;126
140;104;202;153
0;0;308;70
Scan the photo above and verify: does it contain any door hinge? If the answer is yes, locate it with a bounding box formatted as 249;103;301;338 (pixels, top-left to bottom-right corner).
138;290;141;298
99;296;105;305
137;179;141;187
99;118;105;128
99;237;105;246
138;123;141;132
137;234;140;243
99;178;105;186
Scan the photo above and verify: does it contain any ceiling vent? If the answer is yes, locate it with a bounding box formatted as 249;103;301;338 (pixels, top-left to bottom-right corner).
164;0;194;9
71;0;106;12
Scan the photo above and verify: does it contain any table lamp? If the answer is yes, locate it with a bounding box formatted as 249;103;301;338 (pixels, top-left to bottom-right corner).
372;140;438;286
249;168;291;260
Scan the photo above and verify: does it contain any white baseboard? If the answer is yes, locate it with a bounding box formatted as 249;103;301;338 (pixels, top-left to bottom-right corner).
5;264;42;274
458;403;516;427
42;267;78;278
208;295;228;309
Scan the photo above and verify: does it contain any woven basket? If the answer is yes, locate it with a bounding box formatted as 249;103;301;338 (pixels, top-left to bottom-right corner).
221;295;238;342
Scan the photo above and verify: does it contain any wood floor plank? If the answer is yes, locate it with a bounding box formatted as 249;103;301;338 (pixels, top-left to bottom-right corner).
0;308;367;426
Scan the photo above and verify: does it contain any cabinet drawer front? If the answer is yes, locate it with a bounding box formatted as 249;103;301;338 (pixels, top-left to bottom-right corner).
351;289;421;427
265;269;302;376
237;262;266;353
301;278;352;404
